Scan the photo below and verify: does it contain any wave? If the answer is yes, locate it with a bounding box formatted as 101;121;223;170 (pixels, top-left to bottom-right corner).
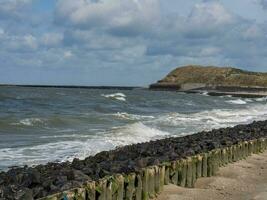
0;122;169;170
110;112;155;120
200;91;209;96
0;139;114;169
12;118;45;126
105;122;169;146
226;99;247;105
255;97;267;102
244;98;253;103
101;93;126;101
154;103;267;133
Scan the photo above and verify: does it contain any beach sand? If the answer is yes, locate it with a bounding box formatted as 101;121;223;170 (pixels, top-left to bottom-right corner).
156;151;267;200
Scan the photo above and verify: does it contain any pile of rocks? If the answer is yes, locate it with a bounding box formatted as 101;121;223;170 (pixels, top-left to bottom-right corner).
1;120;267;199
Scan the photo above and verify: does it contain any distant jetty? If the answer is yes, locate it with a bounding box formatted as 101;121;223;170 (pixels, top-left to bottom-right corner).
0;84;141;90
150;65;267;97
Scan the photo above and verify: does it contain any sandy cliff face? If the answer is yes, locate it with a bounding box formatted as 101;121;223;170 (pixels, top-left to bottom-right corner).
150;65;267;90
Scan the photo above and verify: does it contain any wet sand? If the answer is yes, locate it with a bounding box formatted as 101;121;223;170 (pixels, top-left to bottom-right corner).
156;151;267;200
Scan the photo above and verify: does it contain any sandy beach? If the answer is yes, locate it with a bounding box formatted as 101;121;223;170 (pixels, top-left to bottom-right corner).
156;151;267;200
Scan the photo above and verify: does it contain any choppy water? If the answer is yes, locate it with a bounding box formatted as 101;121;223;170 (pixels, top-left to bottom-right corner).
0;86;267;171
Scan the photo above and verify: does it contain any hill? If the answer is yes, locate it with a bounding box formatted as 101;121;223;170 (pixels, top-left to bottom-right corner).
150;65;267;91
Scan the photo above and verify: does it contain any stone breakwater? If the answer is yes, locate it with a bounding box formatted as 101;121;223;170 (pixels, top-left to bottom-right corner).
1;121;267;199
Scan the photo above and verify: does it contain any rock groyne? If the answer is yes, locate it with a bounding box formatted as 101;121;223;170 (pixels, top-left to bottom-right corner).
1;120;267;199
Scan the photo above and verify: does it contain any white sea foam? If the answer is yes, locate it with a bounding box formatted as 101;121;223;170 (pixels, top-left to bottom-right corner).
255;97;267;102
226;99;247;105
200;91;209;96
244;98;253;103
101;93;126;101
110;112;155;120
154;104;267;132
106;122;169;146
13;118;44;126
0;122;169;169
40;134;91;139
0;139;114;168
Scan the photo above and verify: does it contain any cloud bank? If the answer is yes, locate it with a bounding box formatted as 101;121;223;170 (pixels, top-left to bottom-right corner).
0;0;267;85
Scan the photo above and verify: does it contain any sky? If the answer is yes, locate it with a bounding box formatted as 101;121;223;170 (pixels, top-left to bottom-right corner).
0;0;267;86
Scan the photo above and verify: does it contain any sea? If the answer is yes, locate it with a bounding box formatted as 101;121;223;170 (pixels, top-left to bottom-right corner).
0;86;267;171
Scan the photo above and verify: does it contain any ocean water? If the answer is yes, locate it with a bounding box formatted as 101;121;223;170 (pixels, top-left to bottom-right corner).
0;86;267;171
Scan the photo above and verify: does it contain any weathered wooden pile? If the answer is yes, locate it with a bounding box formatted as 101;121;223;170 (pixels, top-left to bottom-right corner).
39;137;267;200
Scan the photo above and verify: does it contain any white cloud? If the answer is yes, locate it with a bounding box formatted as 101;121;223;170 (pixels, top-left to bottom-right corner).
40;33;63;47
0;33;38;52
0;28;5;36
200;47;221;57
242;25;265;40
0;0;32;18
55;0;160;36
24;34;37;49
1;0;267;85
64;50;73;58
188;2;234;26
0;0;32;10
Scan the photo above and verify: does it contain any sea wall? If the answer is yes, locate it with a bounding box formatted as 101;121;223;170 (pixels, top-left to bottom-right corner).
38;138;267;200
1;120;267;200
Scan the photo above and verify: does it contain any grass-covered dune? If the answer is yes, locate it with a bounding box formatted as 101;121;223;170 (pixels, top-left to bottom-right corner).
150;65;267;90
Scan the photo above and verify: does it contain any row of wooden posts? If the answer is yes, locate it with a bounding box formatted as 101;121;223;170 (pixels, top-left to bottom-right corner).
40;138;267;200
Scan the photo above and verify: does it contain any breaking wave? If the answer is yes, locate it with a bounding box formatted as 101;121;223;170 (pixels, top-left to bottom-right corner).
0;122;169;169
110;112;155;120
255;97;267;102
226;99;247;105
101;93;126;101
13;118;45;126
154;103;267;133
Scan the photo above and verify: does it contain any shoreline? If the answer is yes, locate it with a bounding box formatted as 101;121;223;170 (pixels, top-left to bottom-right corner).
156;150;267;200
1;120;267;199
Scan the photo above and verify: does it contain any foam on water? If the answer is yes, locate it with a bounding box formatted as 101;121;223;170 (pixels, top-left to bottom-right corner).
200;91;209;96
13;118;45;126
244;98;253;102
1;87;267;171
255;97;267;102
154;103;267;133
226;99;247;105
0;122;169;169
0;139;114;169
102;93;126;101
5;103;267;169
110;112;155;120
105;122;169;146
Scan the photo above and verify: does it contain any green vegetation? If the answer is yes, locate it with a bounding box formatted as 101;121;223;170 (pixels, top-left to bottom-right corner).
154;65;267;88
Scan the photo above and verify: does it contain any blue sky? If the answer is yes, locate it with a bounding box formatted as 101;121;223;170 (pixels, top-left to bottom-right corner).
0;0;267;86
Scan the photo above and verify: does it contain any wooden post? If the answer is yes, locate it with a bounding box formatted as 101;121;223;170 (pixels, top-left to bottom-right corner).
186;157;193;188
125;173;136;200
85;181;96;200
142;168;149;200
178;159;187;187
95;178;107;200
196;154;203;179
